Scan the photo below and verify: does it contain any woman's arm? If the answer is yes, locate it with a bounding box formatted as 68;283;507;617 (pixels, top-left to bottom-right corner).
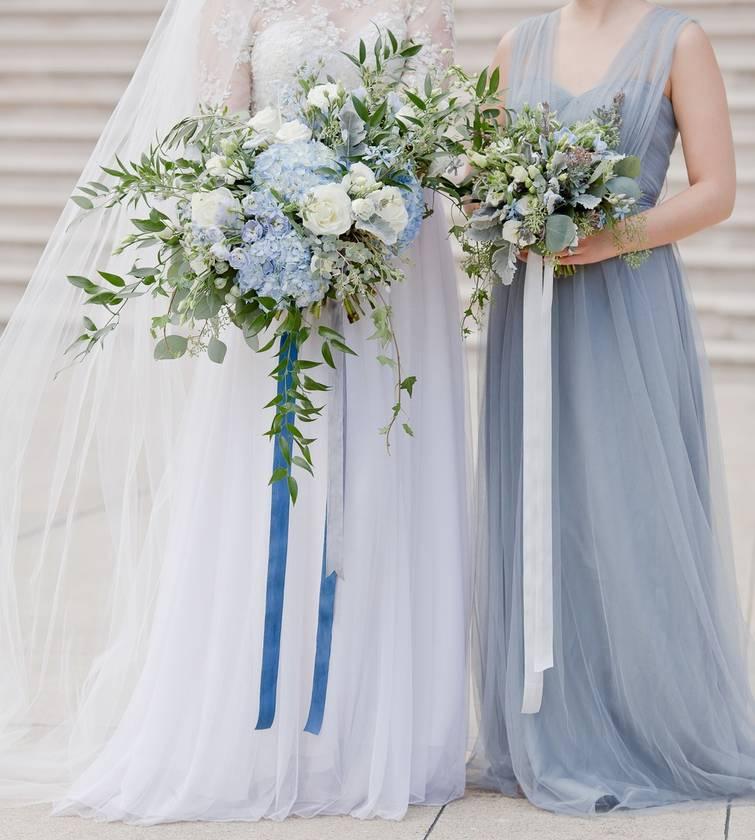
559;22;736;267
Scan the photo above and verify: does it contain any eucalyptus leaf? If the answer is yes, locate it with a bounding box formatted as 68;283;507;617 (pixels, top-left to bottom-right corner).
614;155;641;179
208;337;227;364
154;335;188;360
545;214;577;254
604;176;642;202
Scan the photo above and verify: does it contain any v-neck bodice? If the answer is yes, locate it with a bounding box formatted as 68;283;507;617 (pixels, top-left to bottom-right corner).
507;6;692;210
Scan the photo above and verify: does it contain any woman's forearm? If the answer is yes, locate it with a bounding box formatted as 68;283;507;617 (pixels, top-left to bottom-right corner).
618;178;735;255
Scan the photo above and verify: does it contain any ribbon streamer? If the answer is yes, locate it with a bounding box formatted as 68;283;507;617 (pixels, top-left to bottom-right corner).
520;252;555;714
325;307;346;579
256;330;342;734
256;334;298;731
304;525;337;735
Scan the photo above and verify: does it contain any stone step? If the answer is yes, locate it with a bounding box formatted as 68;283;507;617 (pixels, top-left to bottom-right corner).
680;247;755;293
0;19;156;42
0;48;145;75
693;291;755;343
0;0;164;16
704;339;755;370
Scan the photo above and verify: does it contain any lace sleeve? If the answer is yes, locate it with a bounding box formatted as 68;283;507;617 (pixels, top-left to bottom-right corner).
406;0;455;76
198;0;254;110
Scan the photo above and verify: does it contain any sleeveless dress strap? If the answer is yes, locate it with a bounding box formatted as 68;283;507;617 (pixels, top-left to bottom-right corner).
508;13;555;103
615;7;694;156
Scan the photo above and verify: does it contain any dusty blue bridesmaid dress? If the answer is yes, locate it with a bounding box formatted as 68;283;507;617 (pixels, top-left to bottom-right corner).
470;6;755;815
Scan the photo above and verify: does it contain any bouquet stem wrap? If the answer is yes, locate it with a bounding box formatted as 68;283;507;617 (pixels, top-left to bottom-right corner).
519;253;555;714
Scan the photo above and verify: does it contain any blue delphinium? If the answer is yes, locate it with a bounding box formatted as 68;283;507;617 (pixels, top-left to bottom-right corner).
251;140;338;204
394;173;425;251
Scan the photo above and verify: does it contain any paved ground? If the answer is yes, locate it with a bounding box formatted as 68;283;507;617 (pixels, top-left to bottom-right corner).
1;371;753;840
0;794;752;840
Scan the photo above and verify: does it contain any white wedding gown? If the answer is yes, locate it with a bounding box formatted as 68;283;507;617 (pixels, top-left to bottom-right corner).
0;0;468;825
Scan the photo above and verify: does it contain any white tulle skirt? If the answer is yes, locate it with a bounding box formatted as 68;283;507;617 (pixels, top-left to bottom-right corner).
50;205;469;824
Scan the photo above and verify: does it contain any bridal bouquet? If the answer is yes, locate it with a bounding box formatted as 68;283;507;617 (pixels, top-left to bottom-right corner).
456;92;649;331
67;32;476;498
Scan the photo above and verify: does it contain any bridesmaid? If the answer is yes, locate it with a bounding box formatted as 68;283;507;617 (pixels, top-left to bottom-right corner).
470;0;755;815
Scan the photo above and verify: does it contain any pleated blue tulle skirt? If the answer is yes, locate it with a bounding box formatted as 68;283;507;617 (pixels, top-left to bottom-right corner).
469;242;755;814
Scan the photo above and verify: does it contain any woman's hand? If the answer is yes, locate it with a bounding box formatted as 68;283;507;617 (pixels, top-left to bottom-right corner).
517;228;621;268
555;229;621;267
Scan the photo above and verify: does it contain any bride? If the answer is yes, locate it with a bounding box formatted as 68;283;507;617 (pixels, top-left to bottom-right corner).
0;0;468;823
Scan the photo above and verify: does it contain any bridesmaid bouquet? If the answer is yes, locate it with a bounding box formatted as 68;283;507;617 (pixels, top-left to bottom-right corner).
66;32;476;498
456;93;649;331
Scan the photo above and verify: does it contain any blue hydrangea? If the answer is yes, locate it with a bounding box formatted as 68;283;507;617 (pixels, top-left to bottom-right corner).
242;189;283;220
234;230;327;308
394;173;425;251
251;140;338;204
191;223;224;244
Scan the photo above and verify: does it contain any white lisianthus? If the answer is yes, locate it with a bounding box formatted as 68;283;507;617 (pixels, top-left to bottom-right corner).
190;255;209;275
307;83;341;111
342;162;377;196
247;106;281;139
275;120;312;144
206;155;230;179
220;137;239;155
511;165;529;183
527;164;540;180
302;183;353;236
372;186;409;236
351;196;376;221
191;188;242;228
501;219;523;244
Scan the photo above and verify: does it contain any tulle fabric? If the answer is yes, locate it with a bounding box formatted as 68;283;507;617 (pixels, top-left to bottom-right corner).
468;6;755;815
52;204;469;824
0;0;469;821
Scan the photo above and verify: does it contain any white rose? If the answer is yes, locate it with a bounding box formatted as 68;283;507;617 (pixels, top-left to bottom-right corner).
247;106;281;138
511;165;529;183
501;219;523;244
372;186;409;236
307;83;341;111
351;196;376;221
342;162;377;196
275;120;313;144
191;188;241;228
302;183;353;236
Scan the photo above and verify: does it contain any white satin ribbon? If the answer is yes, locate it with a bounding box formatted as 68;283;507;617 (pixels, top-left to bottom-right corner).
324;306;346;579
519;251;555;714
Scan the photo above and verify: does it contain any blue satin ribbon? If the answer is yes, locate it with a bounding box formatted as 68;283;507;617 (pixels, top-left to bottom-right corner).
256;334;338;735
304;526;337;735
256;334;298;731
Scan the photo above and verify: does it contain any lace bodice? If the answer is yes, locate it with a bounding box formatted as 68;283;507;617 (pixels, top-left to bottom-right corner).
199;0;454;111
